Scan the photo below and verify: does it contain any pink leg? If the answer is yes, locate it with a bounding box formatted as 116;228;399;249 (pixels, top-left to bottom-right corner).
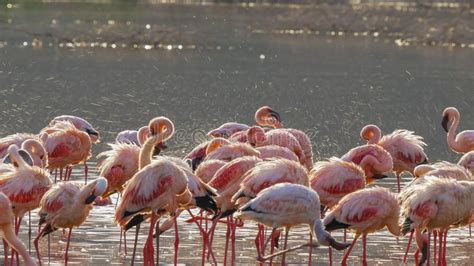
308;233;313;266
34;224;51;266
224;217;230;266
59;168;63;181
328;247;333;266
442;231;447;266
341;234;360;266
415;249;419;265
124;230;127;256
433;231;437;264
426;232;431;266
143;214;156;266
64;228;73;264
270;229;275;266
403;231;413;263
119;229;123;254
362;234;367;266
84;162;88;184
396;173;401;193
186;210;216;265
174;216;179;265
231;217;236;265
281;228;289;265
3;240;9;266
131;224;140;266
343;229;347;242
255;226;262;257
437;232;443;266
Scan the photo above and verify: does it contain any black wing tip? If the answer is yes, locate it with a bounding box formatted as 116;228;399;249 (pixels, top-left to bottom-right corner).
195;194;218;214
124;214;145;231
324;218;351;231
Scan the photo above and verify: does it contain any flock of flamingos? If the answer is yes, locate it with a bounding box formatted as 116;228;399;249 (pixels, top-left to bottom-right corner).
0;106;473;266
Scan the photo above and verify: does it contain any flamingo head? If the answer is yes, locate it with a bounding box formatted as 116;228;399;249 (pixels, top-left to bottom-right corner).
51;115;100;143
85;177;108;204
441;107;459;132
255;106;283;128
3;145;33;167
247;126;266;147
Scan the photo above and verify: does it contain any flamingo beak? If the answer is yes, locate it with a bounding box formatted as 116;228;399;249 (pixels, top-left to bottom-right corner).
191;156;204;171
86;129;100;143
269;110;282;124
372;174;388;180
441;115;449;132
85;191;98;204
153;142;167;156
195;195;218;214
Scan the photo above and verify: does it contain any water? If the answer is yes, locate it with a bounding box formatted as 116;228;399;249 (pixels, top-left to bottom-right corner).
1;1;474;265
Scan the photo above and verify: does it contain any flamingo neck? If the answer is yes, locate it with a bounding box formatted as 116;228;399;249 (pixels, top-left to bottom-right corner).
139;136;157;170
447;112;461;152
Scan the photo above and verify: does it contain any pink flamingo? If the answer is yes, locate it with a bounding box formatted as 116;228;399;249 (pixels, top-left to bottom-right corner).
0;192;37;266
256;145;299;162
309;157;366;212
48;115;100;143
361;124;428;192
413;161;471;181
237;183;349;264
323;187;400;266
34;178;107;265
255;106;314;170
441;107;474;153
458;151;474;175
195;159;226;183
114;117;192;265
247;126;305;166
205;137;261;161
400;178;474;265
340;144;393;183
0;145;52;265
41;121;92;182
0;133;36;159
208;122;250;138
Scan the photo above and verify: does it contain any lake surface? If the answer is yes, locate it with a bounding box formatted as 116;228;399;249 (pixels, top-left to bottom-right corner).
1;1;473;265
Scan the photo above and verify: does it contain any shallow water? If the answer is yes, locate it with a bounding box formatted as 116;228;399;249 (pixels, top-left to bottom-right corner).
1;1;474;265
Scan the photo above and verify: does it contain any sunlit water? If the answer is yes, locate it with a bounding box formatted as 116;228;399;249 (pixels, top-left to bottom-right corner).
1;1;474;265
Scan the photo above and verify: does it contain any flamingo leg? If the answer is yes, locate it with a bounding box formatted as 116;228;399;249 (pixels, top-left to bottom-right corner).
362;234;367;266
28;211;31;254
64;228;73;264
131;224;140;266
124;229;128;256
308;233;313;266
54;169;58;183
155;220;160;266
281;228;289;265
143;214;157;266
403;230;414;263
3;239;9;266
442;231;447;266
433;231;437;264
185;210;216;265
119;229;123;254
59;168;63;182
341;234;360;266
231;217;236;265
328;247;333;266
396;173;401;193
84;162;88;184
224;217;230;266
427;232;431;266
437;231;442;266
174;216;179;265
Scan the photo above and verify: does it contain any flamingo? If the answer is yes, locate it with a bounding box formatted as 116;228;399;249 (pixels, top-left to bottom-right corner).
0;145;52;264
114;116;200;265
0;192;37;266
340;144;393;183
40;121;92;182
441;107;474;153
361;124;428;192
207;122;250;138
205;138;260;161
237;183;350;264
309;157;366;212
247;126;305;166
400;177;474;265
0;133;36;159
115;130;140;145
254;106;314;170
458;151;474;175
256;145;299;162
323;187;400;266
48;115;100;143
34;177;107;265
195;159;226;183
413;161;471;180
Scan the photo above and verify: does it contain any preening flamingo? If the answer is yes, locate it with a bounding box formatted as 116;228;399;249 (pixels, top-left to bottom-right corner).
0;192;37;266
48;115;100;143
255;106;314;170
195;159;226;183
361;124;428;192
0;145;52;263
323;187;400;266
237;183;350;264
34;178;108;265
0;133;36;159
340;144;393;183
247;126;305;166
41;121;92;182
458;151;474;175
309;157;366;212
400;177;474;265
441;107;474;153
20;139;48;168
207;122;250;138
413;161;471;181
